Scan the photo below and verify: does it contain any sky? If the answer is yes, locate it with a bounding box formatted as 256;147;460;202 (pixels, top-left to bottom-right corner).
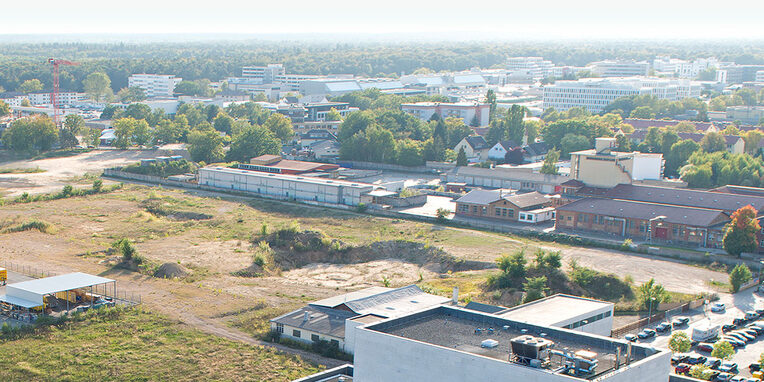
1;0;763;40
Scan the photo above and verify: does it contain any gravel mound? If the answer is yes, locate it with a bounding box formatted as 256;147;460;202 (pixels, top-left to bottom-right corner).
154;262;190;279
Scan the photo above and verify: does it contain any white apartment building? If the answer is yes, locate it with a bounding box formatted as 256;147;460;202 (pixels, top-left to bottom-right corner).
274;74;319;92
653;56;720;78
588;60;650;77
26;91;87;105
506;57;555;80
401;102;490;126
756;70;764;83
128;74;182;98
542;77;701;113
241;64;286;84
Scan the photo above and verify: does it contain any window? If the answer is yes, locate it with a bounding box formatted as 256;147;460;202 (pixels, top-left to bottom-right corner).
276;323;284;334
472;206;478;214
579;214;588;223
293;330;301;338
330;339;340;347
672;226;679;236
496;208;502;216
311;334;320;342
507;209;514;218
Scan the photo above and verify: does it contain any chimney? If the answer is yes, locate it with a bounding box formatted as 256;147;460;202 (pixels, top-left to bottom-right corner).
452;287;459;305
303;311;310;321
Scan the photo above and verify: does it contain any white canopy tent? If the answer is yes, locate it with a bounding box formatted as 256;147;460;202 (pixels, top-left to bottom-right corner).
0;272;116;310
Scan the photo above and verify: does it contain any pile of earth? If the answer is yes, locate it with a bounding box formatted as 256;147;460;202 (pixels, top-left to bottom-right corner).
154;262;190;279
263;229;490;272
140;198;212;221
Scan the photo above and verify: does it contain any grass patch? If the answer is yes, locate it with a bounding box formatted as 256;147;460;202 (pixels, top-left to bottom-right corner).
0;307;321;381
0;167;45;174
30;148;93;160
229;301;301;340
0;219;55;234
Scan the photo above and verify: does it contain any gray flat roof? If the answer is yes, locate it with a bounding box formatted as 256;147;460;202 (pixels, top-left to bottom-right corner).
200;167;376;189
495;294;613;326
7;272;114;296
0;294;42;308
310;287;391;309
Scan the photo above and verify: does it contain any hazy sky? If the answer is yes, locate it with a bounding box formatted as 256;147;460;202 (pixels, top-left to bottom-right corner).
2;0;762;40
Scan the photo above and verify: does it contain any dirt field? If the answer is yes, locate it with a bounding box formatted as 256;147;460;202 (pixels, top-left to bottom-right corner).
0;181;731;368
0;149;166;197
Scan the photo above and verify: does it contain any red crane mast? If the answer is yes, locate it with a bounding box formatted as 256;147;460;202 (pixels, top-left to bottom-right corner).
47;58;80;126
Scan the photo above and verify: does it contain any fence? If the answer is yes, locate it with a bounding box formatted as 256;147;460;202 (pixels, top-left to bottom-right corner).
610;298;704;338
0;260;141;306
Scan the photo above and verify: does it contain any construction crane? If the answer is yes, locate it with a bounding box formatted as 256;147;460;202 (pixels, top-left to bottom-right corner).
47;58;80;126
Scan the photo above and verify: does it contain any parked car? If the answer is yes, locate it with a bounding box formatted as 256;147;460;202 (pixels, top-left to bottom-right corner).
704;357;722;369
637;328;656;339
756;308;764;316
656;322;672;333
746;311;760;321
732;376;750;382
746;325;764;335
687;354;708;365
723;324;737;332
734;318;748;326
675;363;692;374
727;332;750;343
715;373;734;382
724;338;746;348
719;361;739;373
750;362;762;372
740;328;759;338
711;303;726;313
672;354;689;365
733;331;755;342
697;343;714;352
673;317;691;327
625;334;638;342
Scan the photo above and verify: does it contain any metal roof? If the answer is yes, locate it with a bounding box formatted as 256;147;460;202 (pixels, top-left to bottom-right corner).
342;285;450;317
270;305;357;339
557;197;730;227
0;294;43;308
310;287;392;309
605;183;764;213
7;272;114;296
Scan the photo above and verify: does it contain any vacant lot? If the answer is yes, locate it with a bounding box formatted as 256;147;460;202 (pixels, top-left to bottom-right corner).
0;307;320;381
0;183;731;369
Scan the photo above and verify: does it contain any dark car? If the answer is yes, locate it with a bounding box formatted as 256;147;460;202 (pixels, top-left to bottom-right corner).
637;329;656;339
734;318;748;326
741;328;759;338
746;325;764;335
672;317;691;327
715;373;734;382
672;354;689;365
718;361;739;373
675;363;692;374
749;362;761;372
625;334;638;342
697;343;714;352
656;322;672;333
687;354;708;365
756;309;764;316
724;338;745;348
704;357;722;369
723;324;737;332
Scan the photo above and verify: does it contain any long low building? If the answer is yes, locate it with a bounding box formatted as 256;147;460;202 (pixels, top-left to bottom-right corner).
442;165;568;194
197;166;377;206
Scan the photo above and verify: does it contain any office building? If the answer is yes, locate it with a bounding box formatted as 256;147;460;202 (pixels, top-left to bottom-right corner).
401;102;490;126
128;74;182;98
506;57;555;80
542;77;701;113
726;106;764;125
25;91;86;105
242;64;286;84
569;138;663;188
588;60;649;77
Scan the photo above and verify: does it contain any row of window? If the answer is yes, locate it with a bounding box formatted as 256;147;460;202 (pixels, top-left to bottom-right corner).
561;311;612;330
287;327;340;347
495;207;515;218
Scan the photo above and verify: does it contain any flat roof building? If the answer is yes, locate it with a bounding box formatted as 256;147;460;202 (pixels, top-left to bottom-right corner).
487;295;614;337
128;74;182;98
352;305;670;382
570;138;663;188
401;102;490;126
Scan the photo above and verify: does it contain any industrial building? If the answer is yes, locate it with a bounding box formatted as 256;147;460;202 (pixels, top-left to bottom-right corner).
197;166;376;206
569;138;664;188
242;155;340;176
442;165;567;194
455;189;556;224
351;305;670;382
400;102;490;126
270;286;450;353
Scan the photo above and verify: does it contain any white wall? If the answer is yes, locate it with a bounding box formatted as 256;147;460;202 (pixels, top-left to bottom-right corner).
353;327;670;382
631;155;663;181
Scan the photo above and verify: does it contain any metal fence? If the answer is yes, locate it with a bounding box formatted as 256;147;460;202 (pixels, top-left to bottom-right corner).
0;260;141;306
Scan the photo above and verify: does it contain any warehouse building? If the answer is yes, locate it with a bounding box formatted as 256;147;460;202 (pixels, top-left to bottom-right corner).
198;167;376;206
455;189;556;223
351;305;670;382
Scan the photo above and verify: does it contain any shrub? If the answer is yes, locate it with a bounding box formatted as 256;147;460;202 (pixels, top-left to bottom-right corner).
92;179;103;192
729;264;752;293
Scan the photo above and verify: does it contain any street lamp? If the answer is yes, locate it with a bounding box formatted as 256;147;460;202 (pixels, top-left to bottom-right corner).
647;297;657;326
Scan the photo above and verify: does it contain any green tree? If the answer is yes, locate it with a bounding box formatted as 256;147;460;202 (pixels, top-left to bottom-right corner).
688;364;712;380
212;114;234;135
58;128;79;149
743;130;764;154
17;79;43;93
1;115;58;152
637;278;668;309
668;331;692;353
724;206;761;258
497;250;527;278
665;139;700;177
0;100;9;117
264;113;294;142
132;119;152;146
83;72;112;102
456;147;468;166
63;114;84;132
124;103;152;122
485;89;497;120
615;134;631;152
674;121;697;133
729;264;753;293
112;118;143;149
325;108;342;122
540;148;560;175
711;341;735;360
188;128;224;163
226;125;281;162
701;132;727;153
630;106;655;119
560;133;591;157
117;87;147;103
523;276;549;303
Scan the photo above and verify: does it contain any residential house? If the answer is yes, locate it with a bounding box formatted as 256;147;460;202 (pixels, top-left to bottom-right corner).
523;142;550;162
629;131;745;154
487;140;520;161
623;118;718;133
455;189;555;223
454;135;490;162
307;140;341;160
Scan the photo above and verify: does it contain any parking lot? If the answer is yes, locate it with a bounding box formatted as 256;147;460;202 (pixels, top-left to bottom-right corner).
627;287;764;378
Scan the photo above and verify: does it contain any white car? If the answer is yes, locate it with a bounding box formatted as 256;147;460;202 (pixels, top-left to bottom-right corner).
711;303;726;313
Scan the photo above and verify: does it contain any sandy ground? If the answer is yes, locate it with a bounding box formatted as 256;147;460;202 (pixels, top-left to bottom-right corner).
280;259;438;289
0;149;163;197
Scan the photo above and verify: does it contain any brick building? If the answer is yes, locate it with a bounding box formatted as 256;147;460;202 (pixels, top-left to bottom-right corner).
455;189;555;223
